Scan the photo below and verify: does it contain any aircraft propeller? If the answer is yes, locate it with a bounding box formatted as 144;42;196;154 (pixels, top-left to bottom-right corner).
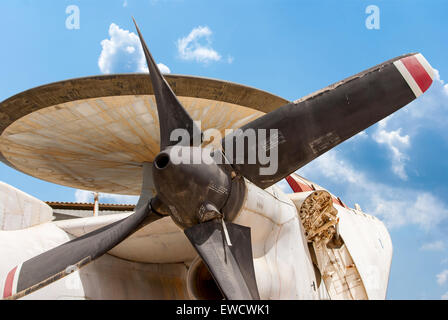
2;18;434;300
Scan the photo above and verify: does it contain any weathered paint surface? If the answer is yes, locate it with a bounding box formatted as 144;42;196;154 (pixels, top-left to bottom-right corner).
0;178;392;300
55;180;322;300
56;214;198;264
0;182;53;231
337;207;392;299
287;176;392;300
0;95;265;195
0;75;288;195
233;181;320;300
0;222;189;300
21;254;189;300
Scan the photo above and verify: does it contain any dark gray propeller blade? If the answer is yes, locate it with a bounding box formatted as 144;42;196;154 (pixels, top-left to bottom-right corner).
184;220;260;300
132;19;261;300
222;53;433;189
132;17;201;149
3;200;161;300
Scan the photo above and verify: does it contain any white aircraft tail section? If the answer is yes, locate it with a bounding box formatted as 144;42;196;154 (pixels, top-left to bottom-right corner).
337;207;393;299
0;182;53;231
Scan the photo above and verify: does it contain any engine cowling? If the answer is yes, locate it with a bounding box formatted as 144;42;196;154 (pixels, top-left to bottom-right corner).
186;257;224;300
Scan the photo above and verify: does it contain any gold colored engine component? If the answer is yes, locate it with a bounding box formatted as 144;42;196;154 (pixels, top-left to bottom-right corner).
290;190;339;243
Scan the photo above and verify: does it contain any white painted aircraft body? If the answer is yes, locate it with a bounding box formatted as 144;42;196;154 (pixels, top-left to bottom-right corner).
0;175;391;300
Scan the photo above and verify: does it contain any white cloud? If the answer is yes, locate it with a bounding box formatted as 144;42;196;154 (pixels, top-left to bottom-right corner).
123;0;128;7
177;26;222;63
442;292;448;300
373;120;410;180
75;189;138;205
384;68;448;132
420;241;445;251
368;68;448;180
298;150;448;230
99;23;170;74
356;130;368;138
300;151;362;185
437;269;448;286
74;189;91;203
157;63;171;74
405;193;448;230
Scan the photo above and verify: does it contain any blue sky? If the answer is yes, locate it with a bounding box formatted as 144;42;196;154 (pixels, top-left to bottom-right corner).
0;0;447;299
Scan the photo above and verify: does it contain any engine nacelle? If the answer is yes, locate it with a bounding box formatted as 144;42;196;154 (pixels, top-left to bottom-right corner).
186;257;223;300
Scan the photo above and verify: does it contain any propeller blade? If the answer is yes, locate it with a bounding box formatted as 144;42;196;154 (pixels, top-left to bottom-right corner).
184;220;260;300
223;53;435;189
132;18;201;149
2;201;161;300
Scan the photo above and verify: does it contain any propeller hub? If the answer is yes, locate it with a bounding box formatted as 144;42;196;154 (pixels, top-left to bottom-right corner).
153;146;232;229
